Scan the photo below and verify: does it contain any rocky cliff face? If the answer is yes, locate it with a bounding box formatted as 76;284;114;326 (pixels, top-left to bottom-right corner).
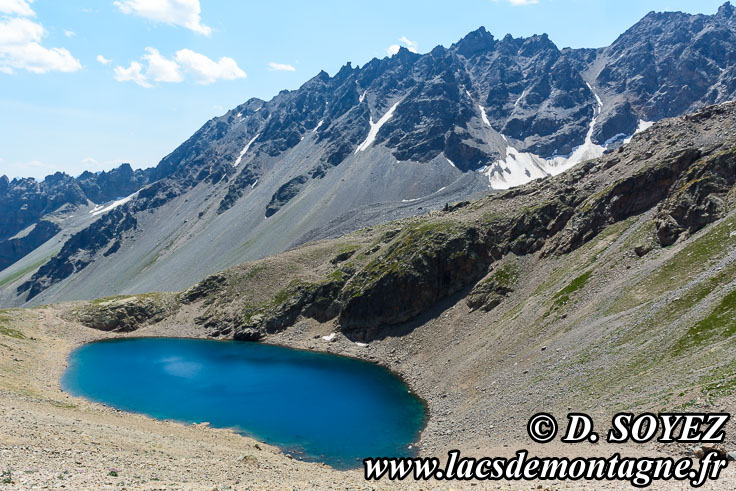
5;3;736;306
0;173;87;243
571;2;736;146
175;100;736;341
0;164;154;276
76;164;152;204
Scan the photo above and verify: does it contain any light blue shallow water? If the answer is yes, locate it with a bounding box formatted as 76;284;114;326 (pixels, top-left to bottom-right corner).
61;338;426;469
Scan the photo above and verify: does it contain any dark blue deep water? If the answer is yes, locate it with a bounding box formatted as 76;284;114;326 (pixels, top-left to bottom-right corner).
61;338;426;469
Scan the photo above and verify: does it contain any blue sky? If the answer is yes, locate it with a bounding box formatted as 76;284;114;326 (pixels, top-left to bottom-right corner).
0;0;729;179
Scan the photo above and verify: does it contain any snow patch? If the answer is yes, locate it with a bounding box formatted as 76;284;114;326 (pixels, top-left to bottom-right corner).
478;105;491;127
355;342;368;347
603;133;628;147
355;101;400;153
482;84;606;190
90;193;137;216
322;333;336;341
587;82;603;107
514;89;527;107
313;120;324;132
446;157;457;168
401;198;421;203
251;179;258;188
623;120;655;144
233;133;260;167
638;120;655;132
359;90;367;103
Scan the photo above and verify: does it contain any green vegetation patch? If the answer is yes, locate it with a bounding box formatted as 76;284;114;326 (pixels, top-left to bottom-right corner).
699;360;736;400
609;214;736;315
534;218;636;297
0;311;24;339
614;260;736;348
0;325;24;339
0;255;54;289
674;287;736;354
551;271;592;309
487;262;520;290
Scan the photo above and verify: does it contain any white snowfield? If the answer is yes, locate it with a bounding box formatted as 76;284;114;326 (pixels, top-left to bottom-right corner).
355;101;400;153
90;192;137;217
481;84;614;190
233;133;260;167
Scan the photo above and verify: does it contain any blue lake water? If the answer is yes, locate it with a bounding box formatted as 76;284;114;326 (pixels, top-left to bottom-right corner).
61;338;426;469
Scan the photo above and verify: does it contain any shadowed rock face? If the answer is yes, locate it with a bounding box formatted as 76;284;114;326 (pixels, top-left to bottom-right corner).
76;164;152;204
0;173;87;242
7;4;736;305
0;220;61;272
0;166;153;245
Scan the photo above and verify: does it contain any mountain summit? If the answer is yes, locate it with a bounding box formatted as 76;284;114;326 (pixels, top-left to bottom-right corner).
2;3;736;307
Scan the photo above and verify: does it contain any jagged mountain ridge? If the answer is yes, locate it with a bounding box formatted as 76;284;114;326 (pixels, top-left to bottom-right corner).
0;165;155;273
3;2;736;307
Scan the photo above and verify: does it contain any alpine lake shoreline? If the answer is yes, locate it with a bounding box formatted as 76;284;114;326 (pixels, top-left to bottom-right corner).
3;302;735;489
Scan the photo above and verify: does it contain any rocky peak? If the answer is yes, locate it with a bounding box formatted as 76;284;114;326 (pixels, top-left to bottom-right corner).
451;26;496;57
718;1;735;19
334;61;355;82
518;33;558;57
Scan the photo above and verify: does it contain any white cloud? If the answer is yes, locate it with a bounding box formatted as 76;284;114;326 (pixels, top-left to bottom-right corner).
267;61;295;72
0;14;81;74
143;47;183;82
113;48;245;87
96;54;111;65
399;36;418;53
0;0;35;17
387;36;418;56
174;49;245;84
0;17;42;45
114;60;152;87
114;0;211;35
64;29;75;38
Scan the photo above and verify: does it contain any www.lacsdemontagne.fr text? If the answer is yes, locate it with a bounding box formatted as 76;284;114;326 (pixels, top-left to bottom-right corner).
364;450;727;487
